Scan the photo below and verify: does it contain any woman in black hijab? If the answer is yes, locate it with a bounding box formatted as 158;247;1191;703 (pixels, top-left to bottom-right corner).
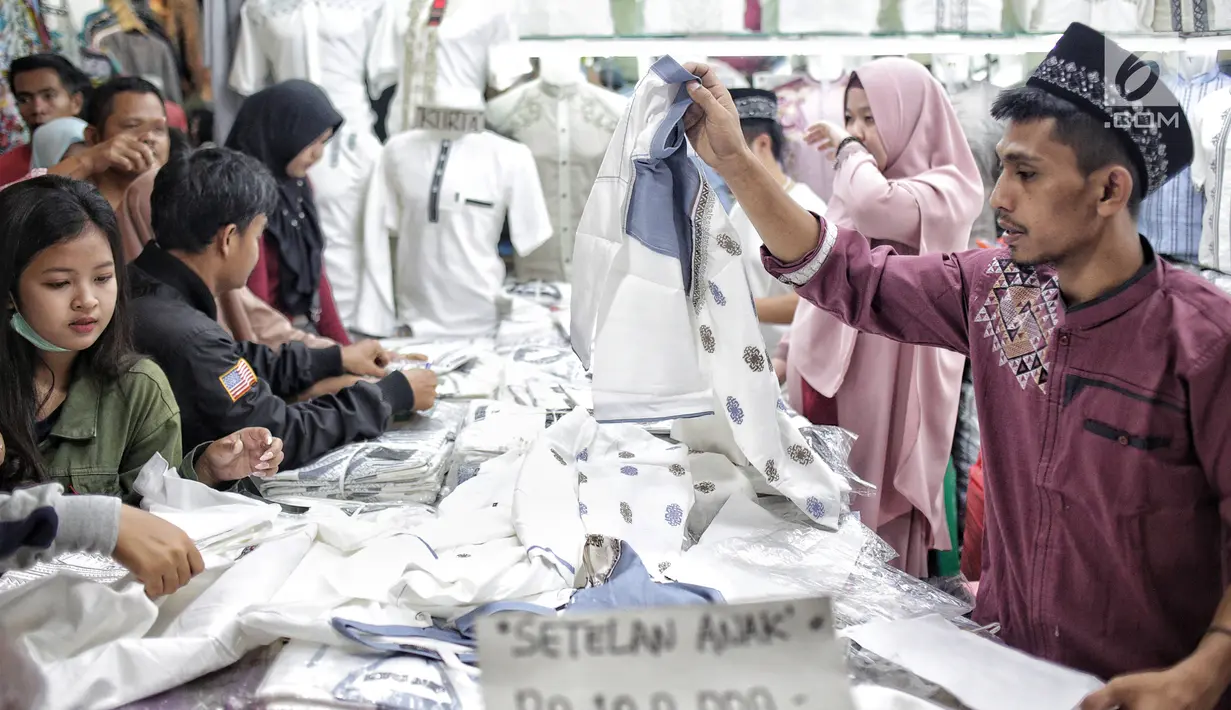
225;80;350;344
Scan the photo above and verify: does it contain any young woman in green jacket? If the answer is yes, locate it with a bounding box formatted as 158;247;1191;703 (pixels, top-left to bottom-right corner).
0;175;287;595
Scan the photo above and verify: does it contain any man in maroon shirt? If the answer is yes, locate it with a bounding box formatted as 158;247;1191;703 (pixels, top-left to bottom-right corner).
681;22;1231;710
0;53;90;184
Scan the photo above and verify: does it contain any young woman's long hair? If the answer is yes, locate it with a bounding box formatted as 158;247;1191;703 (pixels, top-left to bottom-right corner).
0;176;137;489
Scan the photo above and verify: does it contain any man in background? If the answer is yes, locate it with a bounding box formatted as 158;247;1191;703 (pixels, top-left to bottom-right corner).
726;88;827;353
1;53;90;184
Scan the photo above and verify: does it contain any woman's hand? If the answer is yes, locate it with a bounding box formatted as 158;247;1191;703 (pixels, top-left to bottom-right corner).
112;506;204;598
197;428;284;486
804;121;853;159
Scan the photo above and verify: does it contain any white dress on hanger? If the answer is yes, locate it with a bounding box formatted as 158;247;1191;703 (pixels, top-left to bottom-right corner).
1148;0;1231;30
230;0;398;333
372;0;531;137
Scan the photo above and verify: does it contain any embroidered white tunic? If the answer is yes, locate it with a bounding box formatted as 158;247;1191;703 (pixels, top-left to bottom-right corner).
229;0;397;331
373;0;530;137
486;77;628;282
364;130;552;338
899;0;1005;31
570;56;848;531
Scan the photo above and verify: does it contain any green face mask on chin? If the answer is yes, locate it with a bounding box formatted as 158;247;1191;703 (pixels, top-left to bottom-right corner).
9;311;71;353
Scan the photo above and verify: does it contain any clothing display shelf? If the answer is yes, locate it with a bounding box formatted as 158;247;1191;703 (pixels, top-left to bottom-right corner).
506;31;1231;61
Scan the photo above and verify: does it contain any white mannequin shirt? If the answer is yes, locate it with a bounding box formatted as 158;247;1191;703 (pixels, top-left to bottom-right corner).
487;77;628;281
365;130;552;338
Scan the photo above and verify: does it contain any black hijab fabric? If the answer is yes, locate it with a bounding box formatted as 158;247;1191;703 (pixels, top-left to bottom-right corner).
225;80;344;320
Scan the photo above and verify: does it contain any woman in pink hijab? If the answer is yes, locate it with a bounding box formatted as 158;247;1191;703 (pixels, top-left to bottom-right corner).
779;57;983;576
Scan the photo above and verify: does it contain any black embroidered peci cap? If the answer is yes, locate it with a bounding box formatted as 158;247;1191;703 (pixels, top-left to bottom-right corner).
1026;22;1193;196
730;88;779;122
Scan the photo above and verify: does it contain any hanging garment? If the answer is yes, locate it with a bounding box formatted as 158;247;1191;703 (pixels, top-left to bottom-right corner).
203;0;245;143
729;180;828;352
364;129;551;338
899;0;1005;31
775;75;849;204
768;0;881;32
1141;68;1231;263
1010;0;1152;31
98;31;185;106
373;0;530;138
486;77;628;282
1148;0;1231;30
1192;88;1231;272
641;0;747;33
949;81;1004;249
517;0;614;35
570;56;849;532
140;0;209;99
230;0;397;331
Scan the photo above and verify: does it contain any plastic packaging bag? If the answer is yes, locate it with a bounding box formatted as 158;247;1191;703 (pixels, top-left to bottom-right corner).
255;402;468;504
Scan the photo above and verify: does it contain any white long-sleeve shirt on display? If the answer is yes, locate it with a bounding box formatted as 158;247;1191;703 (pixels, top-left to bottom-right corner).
486;77;629;282
1191;88;1231;272
570;55;848;531
364;130;552;338
373;0;531;138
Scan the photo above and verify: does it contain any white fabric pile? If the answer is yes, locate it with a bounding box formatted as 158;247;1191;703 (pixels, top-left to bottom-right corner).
254;401;469;504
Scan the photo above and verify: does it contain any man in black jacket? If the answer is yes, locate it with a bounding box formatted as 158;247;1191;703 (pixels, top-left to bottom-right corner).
130;146;437;469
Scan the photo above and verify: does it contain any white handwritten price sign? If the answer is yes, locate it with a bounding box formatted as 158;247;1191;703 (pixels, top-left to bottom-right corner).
477;597;854;710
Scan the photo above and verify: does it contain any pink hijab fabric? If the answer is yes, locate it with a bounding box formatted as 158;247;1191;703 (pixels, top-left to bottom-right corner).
781;57;984;575
787;57;984;400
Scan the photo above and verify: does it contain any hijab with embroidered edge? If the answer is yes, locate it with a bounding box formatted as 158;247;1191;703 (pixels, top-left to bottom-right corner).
224;80;343;320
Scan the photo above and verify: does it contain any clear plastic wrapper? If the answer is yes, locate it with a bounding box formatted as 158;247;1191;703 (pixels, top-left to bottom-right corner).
799;425;877;499
255;402;469;504
385;339;506;400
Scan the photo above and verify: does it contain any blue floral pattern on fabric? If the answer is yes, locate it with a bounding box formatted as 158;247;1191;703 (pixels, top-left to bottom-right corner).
664;503;684;527
620;465;639;476
669;464;686;477
777;398;788;413
577;448;589;461
709;281;726;306
578;472;588;484
806;496;825;519
618;451;635;459
695;481;716;494
620;502;633;524
725;396;745;425
764;459;779;483
579;502;589;516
